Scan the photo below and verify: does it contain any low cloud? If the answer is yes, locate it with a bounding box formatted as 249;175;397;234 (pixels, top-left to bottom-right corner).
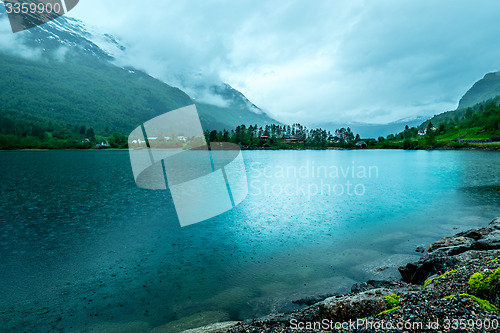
0;15;42;60
7;0;500;125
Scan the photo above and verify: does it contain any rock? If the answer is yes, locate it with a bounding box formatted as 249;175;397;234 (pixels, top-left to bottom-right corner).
399;257;459;284
351;280;403;293
292;294;335;306
456;227;493;240
428;236;474;253
180;321;239;333
476;230;500;250
316;288;393;322
416;246;425;253
400;219;500;284
150;311;230;333
489;217;500;230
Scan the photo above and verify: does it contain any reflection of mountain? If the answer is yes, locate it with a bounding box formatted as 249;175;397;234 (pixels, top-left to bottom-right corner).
0;2;279;134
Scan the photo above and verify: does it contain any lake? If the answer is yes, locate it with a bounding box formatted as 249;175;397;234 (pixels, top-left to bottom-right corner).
0;150;499;332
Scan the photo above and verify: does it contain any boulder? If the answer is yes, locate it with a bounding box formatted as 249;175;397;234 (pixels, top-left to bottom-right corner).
316;289;393;322
180;321;239;333
399;218;500;284
476;230;500;250
399;257;459;284
489;217;500;230
427;236;474;254
456;227;493;240
351;280;403;293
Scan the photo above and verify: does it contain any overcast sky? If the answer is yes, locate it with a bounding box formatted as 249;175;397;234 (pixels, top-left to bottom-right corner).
69;0;500;125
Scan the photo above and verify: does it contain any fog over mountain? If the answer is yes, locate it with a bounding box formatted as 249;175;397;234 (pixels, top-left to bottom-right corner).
67;0;500;125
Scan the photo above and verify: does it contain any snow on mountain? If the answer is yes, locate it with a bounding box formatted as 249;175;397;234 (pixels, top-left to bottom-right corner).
0;0;125;61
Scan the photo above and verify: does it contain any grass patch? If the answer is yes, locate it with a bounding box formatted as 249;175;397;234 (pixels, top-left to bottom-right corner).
486;257;498;264
423;270;458;287
443;295;456;300
460;293;499;312
378;306;401;316
384;294;400;308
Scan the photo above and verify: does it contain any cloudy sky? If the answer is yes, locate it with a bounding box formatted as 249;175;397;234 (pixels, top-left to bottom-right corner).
69;0;500;125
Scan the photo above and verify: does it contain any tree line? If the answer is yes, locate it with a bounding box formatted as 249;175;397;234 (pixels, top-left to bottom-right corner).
0;114;127;149
204;123;360;148
379;98;500;149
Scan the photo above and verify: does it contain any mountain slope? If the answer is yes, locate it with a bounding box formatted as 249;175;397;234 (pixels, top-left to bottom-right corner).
195;83;277;130
418;71;500;130
458;71;500;109
382;72;500;148
0;51;195;134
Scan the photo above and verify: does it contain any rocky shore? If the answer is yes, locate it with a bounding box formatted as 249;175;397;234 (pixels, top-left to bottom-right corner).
183;218;500;333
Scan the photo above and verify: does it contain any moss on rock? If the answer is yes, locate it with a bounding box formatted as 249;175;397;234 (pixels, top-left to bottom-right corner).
468;267;500;304
384;294;400;308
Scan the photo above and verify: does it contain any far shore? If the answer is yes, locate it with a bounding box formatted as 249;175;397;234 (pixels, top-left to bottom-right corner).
1;145;499;152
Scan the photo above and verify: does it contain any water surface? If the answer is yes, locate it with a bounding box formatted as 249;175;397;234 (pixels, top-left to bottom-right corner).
0;150;499;332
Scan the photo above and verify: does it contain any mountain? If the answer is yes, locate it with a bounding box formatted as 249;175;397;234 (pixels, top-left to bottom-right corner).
338;70;500;139
416;71;500;130
195;83;277;131
0;52;194;134
0;3;278;135
458;71;500;109
312;116;429;138
384;71;500;148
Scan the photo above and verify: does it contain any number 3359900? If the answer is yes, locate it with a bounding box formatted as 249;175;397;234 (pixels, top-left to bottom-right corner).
5;2;62;14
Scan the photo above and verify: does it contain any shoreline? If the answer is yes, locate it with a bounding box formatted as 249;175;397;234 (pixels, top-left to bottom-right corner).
177;217;500;333
1;146;499;152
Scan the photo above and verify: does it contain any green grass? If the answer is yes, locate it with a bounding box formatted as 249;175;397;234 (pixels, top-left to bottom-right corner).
378;306;401;316
460;294;499;312
424;270;458;287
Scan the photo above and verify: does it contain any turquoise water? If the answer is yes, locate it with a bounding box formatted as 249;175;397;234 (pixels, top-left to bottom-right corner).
0;150;499;332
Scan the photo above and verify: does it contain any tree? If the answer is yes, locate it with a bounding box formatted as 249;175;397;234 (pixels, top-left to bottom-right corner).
425;129;436;146
209;130;217;142
438;123;445;134
222;130;229;142
85;128;96;142
109;132;127;148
